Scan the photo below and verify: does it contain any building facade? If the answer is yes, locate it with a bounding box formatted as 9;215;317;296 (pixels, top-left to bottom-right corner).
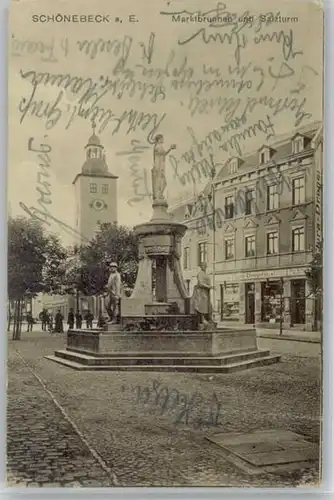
170;122;323;331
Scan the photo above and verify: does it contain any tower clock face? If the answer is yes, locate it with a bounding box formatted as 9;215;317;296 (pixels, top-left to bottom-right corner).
91;198;106;211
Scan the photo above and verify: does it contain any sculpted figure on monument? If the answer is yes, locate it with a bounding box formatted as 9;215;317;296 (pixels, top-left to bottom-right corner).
104;262;122;324
192;263;212;326
152;135;176;202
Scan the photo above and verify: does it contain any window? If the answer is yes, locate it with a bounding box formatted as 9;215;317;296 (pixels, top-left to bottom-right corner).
225;238;235;260
197;242;207;265
292;177;305;205
185;280;191;294
102;184;109;194
293;138;303;154
225;196;234;219
292;227;305;252
267;231;278;255
267;184;279;210
245;235;256;257
90;183;97;193
183;247;190;269
245;189;255;215
229;160;238;174
260;152;265;164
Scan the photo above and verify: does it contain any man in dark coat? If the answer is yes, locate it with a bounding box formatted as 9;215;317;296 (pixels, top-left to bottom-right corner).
26;312;34;332
75;311;83;329
40;309;49;331
85;310;93;329
54;310;64;333
67;308;75;330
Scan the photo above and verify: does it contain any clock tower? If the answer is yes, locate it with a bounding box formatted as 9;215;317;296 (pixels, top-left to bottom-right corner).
73;124;118;244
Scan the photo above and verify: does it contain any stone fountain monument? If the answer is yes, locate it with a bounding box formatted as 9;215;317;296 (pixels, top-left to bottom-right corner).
47;136;280;372
120;134;195;329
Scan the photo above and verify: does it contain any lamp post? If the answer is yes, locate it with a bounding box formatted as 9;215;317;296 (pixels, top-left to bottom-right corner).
207;157;217;321
279;277;284;336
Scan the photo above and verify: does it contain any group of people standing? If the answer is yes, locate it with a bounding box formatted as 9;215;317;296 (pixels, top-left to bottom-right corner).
39;308;94;333
67;309;94;330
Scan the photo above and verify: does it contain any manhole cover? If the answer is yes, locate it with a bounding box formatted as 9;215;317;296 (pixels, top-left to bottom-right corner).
206;429;319;474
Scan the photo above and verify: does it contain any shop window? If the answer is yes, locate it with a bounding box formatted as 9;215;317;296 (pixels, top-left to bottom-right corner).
267;231;278;255
245;235;256;257
220;283;239;321
292;177;305;205
261;281;284;323
292;226;305;252
197;242;207;266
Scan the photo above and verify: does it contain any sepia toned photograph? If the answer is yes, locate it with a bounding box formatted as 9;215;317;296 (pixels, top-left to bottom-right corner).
7;0;323;488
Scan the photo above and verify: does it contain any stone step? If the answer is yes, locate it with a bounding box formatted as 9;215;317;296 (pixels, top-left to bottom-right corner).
54;349;271;366
45;354;281;372
66;347;256;358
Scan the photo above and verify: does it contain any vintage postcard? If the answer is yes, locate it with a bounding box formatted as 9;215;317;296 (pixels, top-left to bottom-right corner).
8;0;323;488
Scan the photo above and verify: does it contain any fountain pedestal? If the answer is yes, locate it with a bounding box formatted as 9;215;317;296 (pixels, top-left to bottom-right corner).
122;200;191;318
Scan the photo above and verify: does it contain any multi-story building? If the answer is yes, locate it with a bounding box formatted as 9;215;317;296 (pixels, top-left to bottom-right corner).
170;122;323;331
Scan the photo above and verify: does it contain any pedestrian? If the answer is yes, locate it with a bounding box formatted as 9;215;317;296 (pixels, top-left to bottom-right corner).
67;308;75;331
75;311;83;329
54;309;64;333
97;312;106;328
26;312;34;332
85;310;94;329
40;308;48;331
48;313;54;333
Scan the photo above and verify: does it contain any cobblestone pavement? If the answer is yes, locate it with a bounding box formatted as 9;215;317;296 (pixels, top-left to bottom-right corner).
7;331;321;488
7;347;116;487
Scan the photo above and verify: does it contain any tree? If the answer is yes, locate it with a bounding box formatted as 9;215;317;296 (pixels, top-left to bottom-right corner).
42;234;68;294
305;249;323;331
77;223;139;296
8;216;67;339
58;245;84;310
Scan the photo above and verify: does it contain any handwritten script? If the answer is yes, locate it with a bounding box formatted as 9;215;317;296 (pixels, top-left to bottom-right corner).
128;380;221;428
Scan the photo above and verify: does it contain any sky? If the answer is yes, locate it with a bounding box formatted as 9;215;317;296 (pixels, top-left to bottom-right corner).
8;0;323;246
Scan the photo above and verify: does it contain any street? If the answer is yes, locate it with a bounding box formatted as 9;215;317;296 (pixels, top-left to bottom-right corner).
7;330;321;488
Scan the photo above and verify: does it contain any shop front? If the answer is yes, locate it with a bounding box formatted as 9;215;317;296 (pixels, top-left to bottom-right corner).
218;267;314;330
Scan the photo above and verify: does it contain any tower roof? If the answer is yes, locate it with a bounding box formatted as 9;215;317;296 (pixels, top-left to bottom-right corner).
86;132;101;147
82;157;108;174
80;123;115;176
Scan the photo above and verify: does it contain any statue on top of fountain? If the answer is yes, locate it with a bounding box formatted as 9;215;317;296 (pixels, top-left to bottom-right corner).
152;135;176;202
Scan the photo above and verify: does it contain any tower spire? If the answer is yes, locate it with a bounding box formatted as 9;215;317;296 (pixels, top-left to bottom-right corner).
92;120;96;134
